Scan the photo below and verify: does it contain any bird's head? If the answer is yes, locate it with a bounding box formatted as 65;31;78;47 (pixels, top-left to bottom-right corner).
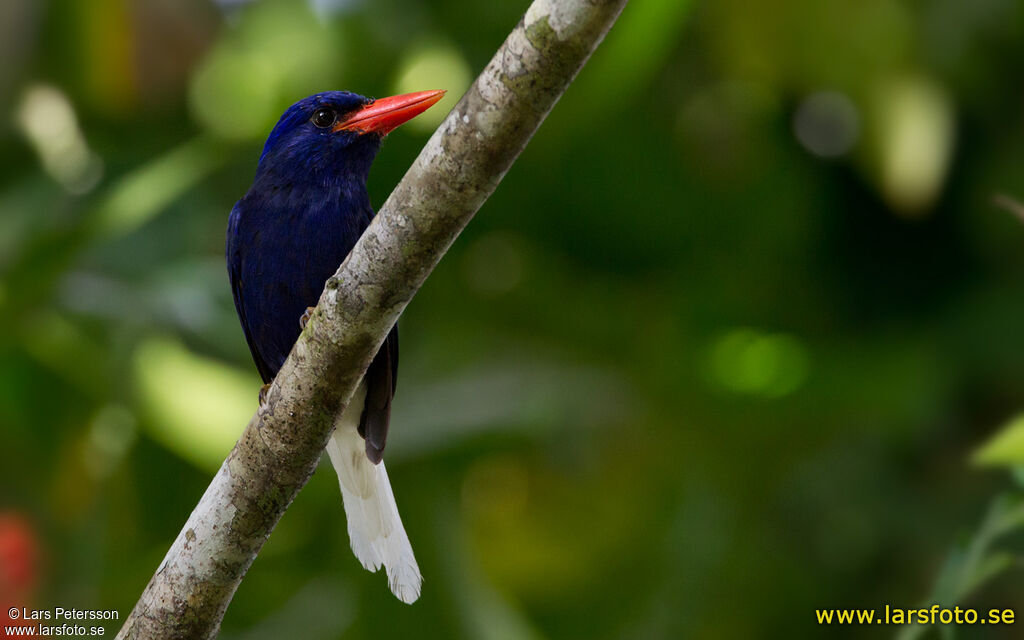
256;89;446;183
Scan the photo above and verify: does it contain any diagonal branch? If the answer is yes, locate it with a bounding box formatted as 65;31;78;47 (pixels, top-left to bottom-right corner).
116;0;628;637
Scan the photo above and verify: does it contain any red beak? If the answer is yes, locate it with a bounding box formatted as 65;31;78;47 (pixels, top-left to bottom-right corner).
333;90;447;136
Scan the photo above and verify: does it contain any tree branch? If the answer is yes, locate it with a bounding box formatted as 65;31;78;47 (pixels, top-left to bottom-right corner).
116;0;627;637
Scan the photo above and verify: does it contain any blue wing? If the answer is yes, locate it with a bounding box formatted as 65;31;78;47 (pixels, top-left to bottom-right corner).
227;196;399;461
227;201;277;382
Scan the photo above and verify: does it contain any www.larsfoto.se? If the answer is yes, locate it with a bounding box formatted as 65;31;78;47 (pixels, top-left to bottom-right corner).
817;605;1015;626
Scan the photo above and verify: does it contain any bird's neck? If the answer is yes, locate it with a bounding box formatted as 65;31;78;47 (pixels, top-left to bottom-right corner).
251;153;374;218
255;134;380;192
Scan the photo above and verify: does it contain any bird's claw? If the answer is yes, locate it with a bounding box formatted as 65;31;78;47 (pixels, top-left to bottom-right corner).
259;383;271;406
300;306;315;330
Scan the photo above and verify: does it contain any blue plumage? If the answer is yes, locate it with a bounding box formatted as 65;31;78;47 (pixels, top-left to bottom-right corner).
227;91;395;461
226;88;444;603
229;94;376;372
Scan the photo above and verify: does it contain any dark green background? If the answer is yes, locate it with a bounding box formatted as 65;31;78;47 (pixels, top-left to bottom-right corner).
2;0;1024;637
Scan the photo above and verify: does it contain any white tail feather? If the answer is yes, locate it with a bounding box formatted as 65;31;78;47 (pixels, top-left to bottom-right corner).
325;382;422;603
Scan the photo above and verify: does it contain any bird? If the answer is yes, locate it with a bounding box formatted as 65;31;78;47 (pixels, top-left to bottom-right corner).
225;89;445;604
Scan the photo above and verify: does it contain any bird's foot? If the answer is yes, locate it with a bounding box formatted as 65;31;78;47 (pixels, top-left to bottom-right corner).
258;383;271;406
300;306;316;330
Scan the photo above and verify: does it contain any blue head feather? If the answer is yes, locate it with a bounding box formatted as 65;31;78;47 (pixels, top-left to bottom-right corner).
256;91;381;187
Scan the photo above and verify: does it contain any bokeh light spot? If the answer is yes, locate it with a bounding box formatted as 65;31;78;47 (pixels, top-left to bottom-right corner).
793;91;860;158
391;41;471;133
83;404;138;479
15;85;103;194
133;336;261;470
190;1;337;140
871;77;954;214
707;328;810;398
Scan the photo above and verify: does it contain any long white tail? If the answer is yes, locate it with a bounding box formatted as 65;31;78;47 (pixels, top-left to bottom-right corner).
324;382;422;604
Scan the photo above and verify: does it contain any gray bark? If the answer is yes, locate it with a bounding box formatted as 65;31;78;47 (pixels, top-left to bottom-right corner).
116;0;628;637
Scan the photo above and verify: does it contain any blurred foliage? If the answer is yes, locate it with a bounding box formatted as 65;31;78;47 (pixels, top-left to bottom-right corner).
2;0;1024;638
897;493;1024;640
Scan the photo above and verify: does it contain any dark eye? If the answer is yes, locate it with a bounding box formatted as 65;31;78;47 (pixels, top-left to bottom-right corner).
311;108;336;129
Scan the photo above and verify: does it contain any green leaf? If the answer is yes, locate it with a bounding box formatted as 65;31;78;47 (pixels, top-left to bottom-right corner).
972;415;1024;467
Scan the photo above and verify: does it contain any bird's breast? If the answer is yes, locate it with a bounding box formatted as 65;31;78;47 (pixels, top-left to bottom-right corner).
232;186;373;377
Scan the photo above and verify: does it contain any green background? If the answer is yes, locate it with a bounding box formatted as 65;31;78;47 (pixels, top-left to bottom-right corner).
2;0;1024;637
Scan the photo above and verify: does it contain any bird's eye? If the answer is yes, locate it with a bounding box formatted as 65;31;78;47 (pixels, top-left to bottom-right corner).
311;108;337;129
